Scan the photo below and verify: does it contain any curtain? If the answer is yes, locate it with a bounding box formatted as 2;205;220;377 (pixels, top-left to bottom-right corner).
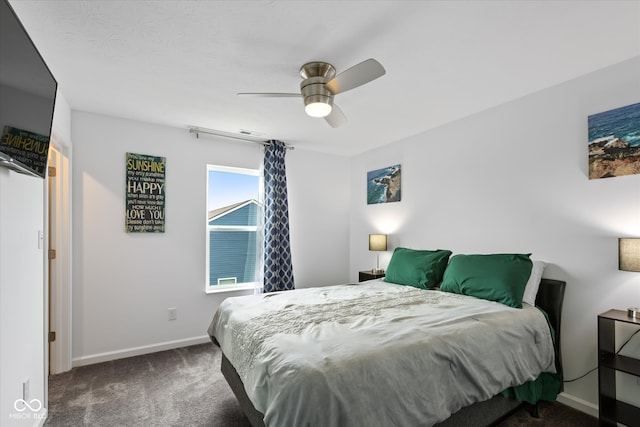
262;140;294;292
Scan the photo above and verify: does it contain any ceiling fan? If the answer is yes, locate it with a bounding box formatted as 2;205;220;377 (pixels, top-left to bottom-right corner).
238;58;385;128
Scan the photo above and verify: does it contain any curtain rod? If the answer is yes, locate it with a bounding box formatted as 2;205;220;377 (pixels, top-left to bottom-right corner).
188;127;294;150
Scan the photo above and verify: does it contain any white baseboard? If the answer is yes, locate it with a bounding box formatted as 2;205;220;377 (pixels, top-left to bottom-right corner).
556;392;599;419
71;335;211;367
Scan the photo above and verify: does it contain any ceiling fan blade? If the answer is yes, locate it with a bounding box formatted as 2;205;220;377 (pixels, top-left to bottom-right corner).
324;104;347;128
237;92;301;98
325;58;385;95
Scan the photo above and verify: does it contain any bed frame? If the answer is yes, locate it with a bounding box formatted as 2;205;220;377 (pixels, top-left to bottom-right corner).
218;278;566;427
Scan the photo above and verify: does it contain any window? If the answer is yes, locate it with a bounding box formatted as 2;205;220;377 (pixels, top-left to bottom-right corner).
206;165;262;293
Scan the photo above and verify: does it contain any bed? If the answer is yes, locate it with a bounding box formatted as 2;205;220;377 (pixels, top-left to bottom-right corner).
208;251;566;427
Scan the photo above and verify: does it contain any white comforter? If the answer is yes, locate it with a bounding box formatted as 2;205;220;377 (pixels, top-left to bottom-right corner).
208;279;555;427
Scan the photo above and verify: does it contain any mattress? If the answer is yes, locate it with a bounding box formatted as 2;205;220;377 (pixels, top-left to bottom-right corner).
208;279;556;427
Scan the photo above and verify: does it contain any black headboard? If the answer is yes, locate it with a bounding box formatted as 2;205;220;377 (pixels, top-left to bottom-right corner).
535;278;566;385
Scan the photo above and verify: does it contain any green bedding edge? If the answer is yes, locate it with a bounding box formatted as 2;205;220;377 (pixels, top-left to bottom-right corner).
500;307;563;404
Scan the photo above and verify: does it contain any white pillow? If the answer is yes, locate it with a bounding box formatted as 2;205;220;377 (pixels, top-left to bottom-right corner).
522;260;546;306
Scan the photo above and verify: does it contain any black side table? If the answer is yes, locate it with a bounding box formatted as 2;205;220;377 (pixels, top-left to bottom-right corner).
597;309;640;426
359;270;385;282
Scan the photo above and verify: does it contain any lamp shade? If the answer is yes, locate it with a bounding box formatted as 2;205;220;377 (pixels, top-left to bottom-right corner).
305;101;332;118
369;234;387;251
303;94;333;117
619;238;640;272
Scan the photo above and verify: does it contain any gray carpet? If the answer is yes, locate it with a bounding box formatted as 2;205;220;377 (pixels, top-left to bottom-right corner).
45;343;248;427
45;342;598;427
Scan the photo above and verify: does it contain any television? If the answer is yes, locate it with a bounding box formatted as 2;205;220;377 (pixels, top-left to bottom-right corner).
0;0;57;179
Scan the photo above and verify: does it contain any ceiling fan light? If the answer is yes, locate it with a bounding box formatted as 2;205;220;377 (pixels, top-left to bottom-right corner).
305;101;332;118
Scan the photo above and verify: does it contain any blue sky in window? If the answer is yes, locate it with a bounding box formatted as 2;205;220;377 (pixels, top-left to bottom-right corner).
208;170;259;211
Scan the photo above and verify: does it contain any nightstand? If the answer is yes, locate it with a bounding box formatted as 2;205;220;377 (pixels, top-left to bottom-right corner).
597;309;640;426
359;270;385;282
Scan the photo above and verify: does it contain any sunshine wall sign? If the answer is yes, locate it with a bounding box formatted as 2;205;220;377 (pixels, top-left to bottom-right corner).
588;102;640;179
125;152;166;232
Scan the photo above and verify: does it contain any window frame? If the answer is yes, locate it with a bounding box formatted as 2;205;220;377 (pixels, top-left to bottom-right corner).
205;164;262;294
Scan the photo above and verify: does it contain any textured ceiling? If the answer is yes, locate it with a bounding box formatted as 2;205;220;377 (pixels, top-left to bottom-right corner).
7;0;640;156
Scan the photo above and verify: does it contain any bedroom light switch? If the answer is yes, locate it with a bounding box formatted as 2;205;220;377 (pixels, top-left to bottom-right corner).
168;308;177;321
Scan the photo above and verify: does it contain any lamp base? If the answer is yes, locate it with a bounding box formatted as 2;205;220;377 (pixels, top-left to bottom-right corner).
372;268;385;274
628;307;639;318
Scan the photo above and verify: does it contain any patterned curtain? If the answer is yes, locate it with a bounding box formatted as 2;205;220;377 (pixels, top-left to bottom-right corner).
263;140;294;292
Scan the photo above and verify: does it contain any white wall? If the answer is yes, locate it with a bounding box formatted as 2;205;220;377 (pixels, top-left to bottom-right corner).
70;112;350;364
51;92;71;146
0;170;46;427
287;148;351;288
0;89;71;426
349;56;640;413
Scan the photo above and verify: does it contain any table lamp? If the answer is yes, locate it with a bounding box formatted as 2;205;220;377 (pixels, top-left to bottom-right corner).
619;238;640;318
369;234;387;274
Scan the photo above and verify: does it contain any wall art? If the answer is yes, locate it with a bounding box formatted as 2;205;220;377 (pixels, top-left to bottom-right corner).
588;102;640;179
125;152;166;232
367;164;401;204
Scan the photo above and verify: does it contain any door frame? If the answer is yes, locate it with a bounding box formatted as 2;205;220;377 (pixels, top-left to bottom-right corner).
47;134;72;375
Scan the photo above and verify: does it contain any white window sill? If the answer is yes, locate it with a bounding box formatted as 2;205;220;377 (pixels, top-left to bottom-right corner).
205;283;262;294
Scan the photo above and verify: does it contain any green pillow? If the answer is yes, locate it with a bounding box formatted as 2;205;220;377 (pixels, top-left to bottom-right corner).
440;253;532;308
384;247;452;289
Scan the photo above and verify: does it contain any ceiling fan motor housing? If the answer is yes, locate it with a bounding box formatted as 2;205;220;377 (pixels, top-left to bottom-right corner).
299;62;336;80
299;62;337;113
301;76;334;109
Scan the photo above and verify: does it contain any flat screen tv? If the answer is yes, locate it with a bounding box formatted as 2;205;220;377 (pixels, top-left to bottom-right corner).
0;0;57;179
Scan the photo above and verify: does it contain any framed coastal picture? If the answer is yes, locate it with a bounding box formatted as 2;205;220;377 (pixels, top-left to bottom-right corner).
588;102;640;179
367;164;401;204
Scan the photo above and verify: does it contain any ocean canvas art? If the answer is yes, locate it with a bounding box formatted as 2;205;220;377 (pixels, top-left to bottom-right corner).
367;164;401;204
588;102;640;179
